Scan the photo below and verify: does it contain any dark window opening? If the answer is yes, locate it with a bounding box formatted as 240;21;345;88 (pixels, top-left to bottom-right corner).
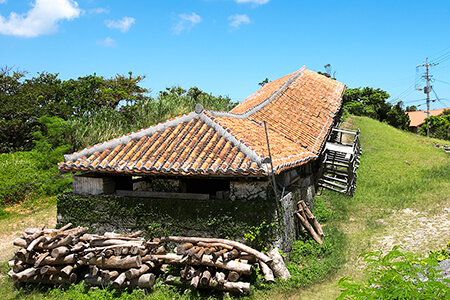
183;178;230;195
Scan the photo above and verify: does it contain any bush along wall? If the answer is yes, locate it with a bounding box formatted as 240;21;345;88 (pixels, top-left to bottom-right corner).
57;193;283;251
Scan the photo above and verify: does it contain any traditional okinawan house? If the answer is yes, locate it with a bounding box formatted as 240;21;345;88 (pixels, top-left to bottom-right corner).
57;66;346;252
406;107;450;134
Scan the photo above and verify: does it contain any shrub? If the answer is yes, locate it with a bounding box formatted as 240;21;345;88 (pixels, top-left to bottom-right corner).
338;245;450;299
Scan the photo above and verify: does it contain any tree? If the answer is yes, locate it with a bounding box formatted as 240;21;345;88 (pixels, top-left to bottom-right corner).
343;87;410;130
405;105;417;112
386;101;410;130
0;69;150;152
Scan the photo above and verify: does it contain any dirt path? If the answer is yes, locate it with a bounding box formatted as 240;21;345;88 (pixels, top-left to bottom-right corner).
0;204;57;264
373;203;450;255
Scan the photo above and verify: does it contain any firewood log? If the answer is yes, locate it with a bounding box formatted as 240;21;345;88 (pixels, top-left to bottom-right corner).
189;269;201;290
154;245;166;255
204;247;216;255
212;248;228;260
215;271;226;284
223;248;240;261
27;236;45;251
89;255;142;269
194;247;206;260
84;274;112;286
299;200;324;236
227;271;240;282
197;242;233;250
112;272;127;289
180;265;195;280
42;234;74;250
200;269;211;286
125;264;150;280
187;246;201;257
103;270;119;281
51;246;70;259
129;273;155;289
13;237;27;248
239;254;256;264
9;267;38;282
121;247;130;256
258;260;275;283
176;243;193;255
61;264;75;276
41;253;76;265
266;248;291;280
15;249;33;263
161;236;273;264
34;252;50;267
130;246;139;256
40;265;63;275
90;239;144;247
12;262;27;273
71;242;86;252
295;211;322;244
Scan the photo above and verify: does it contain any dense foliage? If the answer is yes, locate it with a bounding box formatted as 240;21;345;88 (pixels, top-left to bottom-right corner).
0;68;236;153
338;246;450;299
343;87;410;130
419;109;450;141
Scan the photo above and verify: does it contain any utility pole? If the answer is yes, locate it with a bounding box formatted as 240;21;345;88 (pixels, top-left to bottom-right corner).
416;58;437;137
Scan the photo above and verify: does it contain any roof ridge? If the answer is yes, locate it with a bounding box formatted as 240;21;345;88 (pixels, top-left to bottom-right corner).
199;111;267;168
63;112;198;163
209;66;307;120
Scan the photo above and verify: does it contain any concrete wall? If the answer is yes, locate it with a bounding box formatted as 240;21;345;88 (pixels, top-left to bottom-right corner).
73;176;115;195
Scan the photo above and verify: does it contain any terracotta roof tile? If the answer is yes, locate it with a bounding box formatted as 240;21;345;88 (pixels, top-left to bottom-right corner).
59;66;345;177
406;107;450;127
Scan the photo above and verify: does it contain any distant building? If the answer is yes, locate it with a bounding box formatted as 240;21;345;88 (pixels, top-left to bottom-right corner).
406;108;450;134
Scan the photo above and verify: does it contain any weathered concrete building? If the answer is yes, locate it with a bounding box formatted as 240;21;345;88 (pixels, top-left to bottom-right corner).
57;66;346;252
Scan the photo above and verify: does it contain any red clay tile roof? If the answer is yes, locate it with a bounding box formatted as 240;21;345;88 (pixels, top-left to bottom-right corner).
59;66;345;176
406;108;450;127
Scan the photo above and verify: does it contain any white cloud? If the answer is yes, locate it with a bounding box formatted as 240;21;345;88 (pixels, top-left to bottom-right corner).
105;16;135;32
97;37;116;47
0;0;81;37
89;8;109;15
172;12;202;34
0;0;7;4
235;0;270;5
228;14;251;28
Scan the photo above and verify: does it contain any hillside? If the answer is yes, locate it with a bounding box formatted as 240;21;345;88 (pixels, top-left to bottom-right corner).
290;115;450;299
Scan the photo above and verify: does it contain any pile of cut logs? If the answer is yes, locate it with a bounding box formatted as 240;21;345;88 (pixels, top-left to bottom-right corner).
295;200;324;244
9;223;87;285
8;224;291;294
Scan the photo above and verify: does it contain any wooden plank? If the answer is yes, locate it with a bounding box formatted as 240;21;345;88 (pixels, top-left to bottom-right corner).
116;190;210;200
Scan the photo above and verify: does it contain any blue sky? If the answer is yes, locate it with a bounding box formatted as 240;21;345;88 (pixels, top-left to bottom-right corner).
1;0;450;110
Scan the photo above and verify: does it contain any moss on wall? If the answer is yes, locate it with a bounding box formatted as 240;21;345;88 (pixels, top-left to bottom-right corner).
57;193;280;250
